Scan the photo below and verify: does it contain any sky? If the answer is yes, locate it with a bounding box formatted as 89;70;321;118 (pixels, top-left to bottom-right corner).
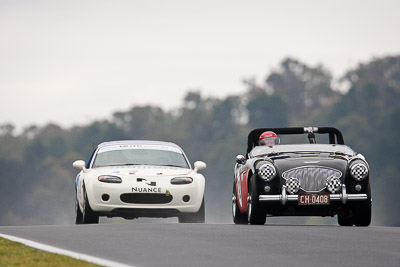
1;0;399;131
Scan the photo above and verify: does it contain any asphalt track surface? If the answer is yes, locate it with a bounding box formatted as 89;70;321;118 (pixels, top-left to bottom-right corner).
1;223;399;267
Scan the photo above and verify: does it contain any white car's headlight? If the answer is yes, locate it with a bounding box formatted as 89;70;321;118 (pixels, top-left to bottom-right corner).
258;163;276;181
98;175;122;183
171;177;193;185
350;161;369;181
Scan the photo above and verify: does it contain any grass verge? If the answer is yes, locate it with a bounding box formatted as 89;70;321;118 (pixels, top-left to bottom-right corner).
0;237;100;267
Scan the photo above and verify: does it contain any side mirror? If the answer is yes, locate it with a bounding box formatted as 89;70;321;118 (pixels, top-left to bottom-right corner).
194;161;207;172
236;155;246;164
73;160;87;171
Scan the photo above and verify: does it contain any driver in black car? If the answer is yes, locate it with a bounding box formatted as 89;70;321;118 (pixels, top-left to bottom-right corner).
259;131;280;146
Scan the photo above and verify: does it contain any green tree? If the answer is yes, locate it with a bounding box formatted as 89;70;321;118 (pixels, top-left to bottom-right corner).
246;89;289;128
267;58;340;122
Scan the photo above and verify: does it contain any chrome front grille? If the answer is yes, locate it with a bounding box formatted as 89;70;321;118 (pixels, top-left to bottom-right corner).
282;166;342;192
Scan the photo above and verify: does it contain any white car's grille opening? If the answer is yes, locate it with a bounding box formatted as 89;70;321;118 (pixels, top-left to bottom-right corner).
120;193;173;204
282;167;342;192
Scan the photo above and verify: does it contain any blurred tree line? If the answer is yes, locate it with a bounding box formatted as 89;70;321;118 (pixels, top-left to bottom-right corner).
0;55;399;226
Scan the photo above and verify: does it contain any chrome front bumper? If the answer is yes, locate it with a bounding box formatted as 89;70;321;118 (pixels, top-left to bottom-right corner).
259;184;367;205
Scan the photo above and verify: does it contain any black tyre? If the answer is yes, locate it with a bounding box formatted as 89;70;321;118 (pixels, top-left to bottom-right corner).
75;194;83;224
232;182;248;224
338;184;372;227
337;213;354;226
179;198;205;223
248;174;266;225
353;185;372;227
82;186;99;224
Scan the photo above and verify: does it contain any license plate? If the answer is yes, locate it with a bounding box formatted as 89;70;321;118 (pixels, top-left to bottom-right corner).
298;194;330;205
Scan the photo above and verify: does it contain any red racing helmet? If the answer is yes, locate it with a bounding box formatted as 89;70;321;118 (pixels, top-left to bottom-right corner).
259;131;280;146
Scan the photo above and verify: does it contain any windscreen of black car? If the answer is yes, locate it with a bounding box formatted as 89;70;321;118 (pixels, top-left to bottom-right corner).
92;144;189;168
250;144;355;158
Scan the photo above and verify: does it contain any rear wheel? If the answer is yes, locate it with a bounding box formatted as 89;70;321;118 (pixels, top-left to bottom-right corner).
179;198;205;223
232;183;248;224
248;175;266;225
82;186;99;224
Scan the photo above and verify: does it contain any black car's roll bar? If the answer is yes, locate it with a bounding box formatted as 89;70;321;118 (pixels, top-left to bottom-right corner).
246;127;345;155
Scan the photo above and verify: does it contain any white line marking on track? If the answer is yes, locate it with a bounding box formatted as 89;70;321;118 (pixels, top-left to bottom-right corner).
0;233;135;267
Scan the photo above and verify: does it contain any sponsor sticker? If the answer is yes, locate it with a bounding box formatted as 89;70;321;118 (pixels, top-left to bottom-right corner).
137;178;156;186
98;144;182;154
132;187;162;193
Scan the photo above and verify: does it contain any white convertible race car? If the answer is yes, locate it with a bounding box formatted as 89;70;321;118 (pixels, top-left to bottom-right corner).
73;140;206;224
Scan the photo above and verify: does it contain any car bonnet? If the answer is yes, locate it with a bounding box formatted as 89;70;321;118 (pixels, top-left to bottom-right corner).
91;165;193;177
269;152;349;175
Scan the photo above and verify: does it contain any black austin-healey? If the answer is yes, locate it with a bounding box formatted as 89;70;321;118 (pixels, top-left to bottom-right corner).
232;127;371;226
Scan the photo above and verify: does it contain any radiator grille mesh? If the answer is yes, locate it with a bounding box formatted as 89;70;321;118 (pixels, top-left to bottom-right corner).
282;166;342;192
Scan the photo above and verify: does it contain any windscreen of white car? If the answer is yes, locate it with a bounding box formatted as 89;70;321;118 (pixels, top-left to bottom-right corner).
92;144;189;168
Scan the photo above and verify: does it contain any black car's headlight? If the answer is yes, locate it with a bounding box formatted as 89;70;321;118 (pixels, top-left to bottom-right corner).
350;161;369;181
98;175;122;183
258;163;276;181
171;177;193;185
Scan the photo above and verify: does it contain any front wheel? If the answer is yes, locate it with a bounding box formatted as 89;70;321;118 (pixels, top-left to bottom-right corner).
75;194;83;224
338;184;372;227
179;198;205;223
248;175;266;225
337;213;354;226
82;186;99;224
353;185;372;227
232;183;248;224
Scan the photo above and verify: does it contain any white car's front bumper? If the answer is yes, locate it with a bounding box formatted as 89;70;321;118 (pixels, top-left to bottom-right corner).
86;176;205;215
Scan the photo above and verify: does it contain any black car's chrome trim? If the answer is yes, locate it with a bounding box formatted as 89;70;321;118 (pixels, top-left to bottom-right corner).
259;185;367;204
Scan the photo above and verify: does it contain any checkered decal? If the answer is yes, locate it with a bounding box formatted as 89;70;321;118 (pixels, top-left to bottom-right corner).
258;164;276;181
285;178;300;194
350;162;368;181
326;176;341;193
